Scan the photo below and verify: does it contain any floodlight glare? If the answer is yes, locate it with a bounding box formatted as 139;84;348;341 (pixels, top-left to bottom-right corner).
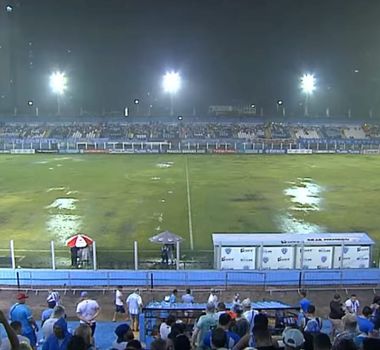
162;71;181;94
300;73;316;94
49;71;67;95
134;98;140;104
277;100;284;106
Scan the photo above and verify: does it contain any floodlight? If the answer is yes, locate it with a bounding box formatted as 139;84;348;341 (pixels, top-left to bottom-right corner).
134;98;140;104
5;5;13;13
277;100;283;106
162;71;181;94
27;100;33;106
49;71;67;95
300;73;316;94
250;104;256;108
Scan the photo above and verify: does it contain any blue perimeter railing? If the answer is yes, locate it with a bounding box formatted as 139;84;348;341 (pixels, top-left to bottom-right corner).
0;268;379;289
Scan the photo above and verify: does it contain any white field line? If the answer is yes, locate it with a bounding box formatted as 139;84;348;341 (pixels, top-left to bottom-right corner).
185;157;194;250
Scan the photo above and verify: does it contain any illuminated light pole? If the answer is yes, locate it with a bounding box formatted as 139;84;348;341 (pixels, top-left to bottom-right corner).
162;71;181;116
49;71;67;115
300;73;316;117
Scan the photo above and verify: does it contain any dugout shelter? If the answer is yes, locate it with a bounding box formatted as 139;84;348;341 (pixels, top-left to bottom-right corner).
212;232;374;270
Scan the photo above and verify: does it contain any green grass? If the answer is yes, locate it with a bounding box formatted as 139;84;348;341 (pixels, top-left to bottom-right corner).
1;154;380;267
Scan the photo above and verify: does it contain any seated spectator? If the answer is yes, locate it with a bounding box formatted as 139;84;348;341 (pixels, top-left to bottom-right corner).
0;310;20;350
357;306;374;335
42;306;66;341
0;321;30;350
42;318;72;350
203;313;240;349
74;324;95;350
282;327;305;350
181;289;194;303
111;324;134;350
314;333;332;350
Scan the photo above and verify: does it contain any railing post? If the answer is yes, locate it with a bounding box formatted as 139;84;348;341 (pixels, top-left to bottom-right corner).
92;241;97;270
10;240;16;269
134;241;138;270
176;241;180;270
51;241;56;270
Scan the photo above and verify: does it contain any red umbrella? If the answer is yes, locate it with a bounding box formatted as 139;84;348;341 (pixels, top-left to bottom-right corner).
65;234;93;248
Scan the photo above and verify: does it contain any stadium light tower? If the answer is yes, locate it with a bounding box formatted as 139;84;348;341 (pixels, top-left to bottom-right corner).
49;71;67;115
300;73;316;116
162;71;181;116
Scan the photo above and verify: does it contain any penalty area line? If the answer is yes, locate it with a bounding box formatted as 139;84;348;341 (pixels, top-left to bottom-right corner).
185;157;194;250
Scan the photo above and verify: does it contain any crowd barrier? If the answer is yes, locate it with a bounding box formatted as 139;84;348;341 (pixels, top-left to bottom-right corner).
0;268;379;290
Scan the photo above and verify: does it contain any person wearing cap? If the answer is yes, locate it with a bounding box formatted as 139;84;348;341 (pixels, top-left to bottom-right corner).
126;289;143;332
111;323;134;350
76;292;100;336
9;293;38;349
42;317;72;350
282;327;305;350
191;302;218;349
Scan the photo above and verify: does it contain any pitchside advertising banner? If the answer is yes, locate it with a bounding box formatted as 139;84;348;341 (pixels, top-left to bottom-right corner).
220;247;256;270
296;246;333;269
261;246;294;269
333;246;370;268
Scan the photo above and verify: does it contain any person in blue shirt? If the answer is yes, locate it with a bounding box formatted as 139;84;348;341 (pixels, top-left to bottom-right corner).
202;312;240;349
9;293;38;349
42;317;72;350
299;290;311;313
169;289;178;304
356;306;375;334
181;289;194;304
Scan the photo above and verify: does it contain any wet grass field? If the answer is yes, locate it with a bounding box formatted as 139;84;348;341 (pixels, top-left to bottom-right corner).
1;154;380;267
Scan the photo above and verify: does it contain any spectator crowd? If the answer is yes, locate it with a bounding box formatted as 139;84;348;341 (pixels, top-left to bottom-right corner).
1;287;380;350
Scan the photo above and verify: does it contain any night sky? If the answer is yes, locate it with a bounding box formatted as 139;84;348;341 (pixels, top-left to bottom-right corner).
0;0;379;116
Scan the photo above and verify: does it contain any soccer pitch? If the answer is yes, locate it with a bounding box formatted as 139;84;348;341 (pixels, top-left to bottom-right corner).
1;154;380;267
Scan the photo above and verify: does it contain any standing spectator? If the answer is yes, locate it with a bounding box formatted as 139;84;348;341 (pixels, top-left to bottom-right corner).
169;289;178;304
0;321;26;350
299;290;311;313
74;324;95;350
42;318;72;350
126;288;143;332
42;306;66;341
282;328;305;350
313;333;332;350
332;314;360;350
111;324;134;350
345;294;360;314
112;286;126;322
232;293;241;306
41;302;55;327
181;289;194;304
356;306;374;335
76;292;100;336
161;245;169;265
67;336;86;350
302;305;322;334
210;328;227;350
191;303;218;349
0;310;20;350
231;304;249;338
207;289;218;307
9;293;38;349
173;335;191;350
242;299;258;333
70;247;79;268
329;294;345;337
159;315;176;341
47;289;61;308
215;302;227;321
150;338;167;350
371;295;380;330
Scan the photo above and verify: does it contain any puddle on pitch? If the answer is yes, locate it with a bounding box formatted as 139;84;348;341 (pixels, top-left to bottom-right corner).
278;178;325;233
46;197;82;243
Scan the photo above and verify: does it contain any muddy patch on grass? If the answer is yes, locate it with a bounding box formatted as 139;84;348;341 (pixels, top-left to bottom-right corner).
232;193;265;202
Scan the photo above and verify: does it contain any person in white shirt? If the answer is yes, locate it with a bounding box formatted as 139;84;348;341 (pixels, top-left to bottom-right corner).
112;286;126;322
46;289;60;308
345;294;360;314
159;315;176;341
242;298;259;332
207;288;218;307
76;291;100;336
42;305;66;341
0;321;30;350
126;289;143;332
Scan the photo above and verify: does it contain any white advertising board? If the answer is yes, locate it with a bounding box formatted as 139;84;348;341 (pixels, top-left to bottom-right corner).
296;246;333;269
261;246;294;269
333;246;370;268
220;247;256;270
